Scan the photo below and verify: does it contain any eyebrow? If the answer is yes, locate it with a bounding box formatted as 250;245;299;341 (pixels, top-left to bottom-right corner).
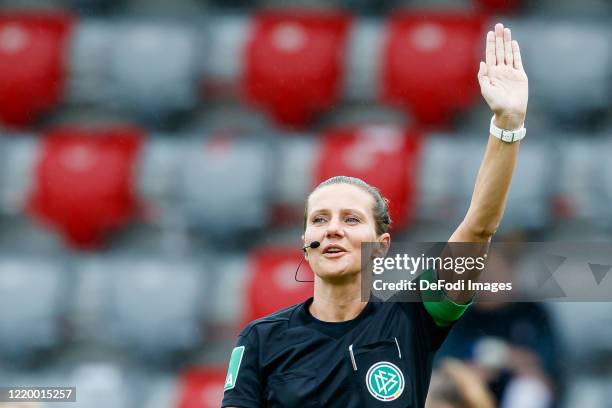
309;208;368;217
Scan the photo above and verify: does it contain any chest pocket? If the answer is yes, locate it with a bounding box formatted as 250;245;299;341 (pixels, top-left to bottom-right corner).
349;337;414;407
266;370;321;408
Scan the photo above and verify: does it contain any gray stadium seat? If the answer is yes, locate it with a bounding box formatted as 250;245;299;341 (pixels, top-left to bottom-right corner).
260;0;337;9
0;136;38;215
557;138;609;222
276;137;317;217
544;226;612;372
176;136;272;239
144;373;179;408
0;139;63;251
563;376;611;408
416;135;464;224
205;15;248;96
70;20;205;125
0;255;70;363
75;254;208;359
121;0;205;17
68;20;114;106
67;0;119;16
0;215;65;254
107;21;205;124
343;18;382;102
546;301;612;370
509;19;612;129
498;140;555;230
451;136;554;230
0;0;60;9
136;136;185;207
53;362;139;408
207;0;259;10
397;0;471;10
207;254;247;332
189;103;271;134
0;366;67;401
0;137;65;251
525;0;610;17
73;255;117;342
133;137;195;249
598;136;612;229
103;256;207;361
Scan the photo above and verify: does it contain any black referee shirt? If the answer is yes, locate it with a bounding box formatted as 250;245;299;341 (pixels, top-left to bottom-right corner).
221;296;454;408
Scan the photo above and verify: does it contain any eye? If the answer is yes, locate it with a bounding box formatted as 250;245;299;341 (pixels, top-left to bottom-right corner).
312;216;327;224
345;216;360;224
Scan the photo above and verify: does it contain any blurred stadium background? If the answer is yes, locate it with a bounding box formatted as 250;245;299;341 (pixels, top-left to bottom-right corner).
0;0;612;406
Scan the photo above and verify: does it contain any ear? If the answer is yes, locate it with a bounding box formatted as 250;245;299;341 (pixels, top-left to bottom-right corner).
372;233;391;258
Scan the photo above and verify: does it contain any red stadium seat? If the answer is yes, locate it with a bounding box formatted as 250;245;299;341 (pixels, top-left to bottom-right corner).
474;0;521;13
27;126;143;248
243;247;314;326
176;367;226;408
0;11;74;128
381;12;486;126
242;9;352;127
314;126;421;230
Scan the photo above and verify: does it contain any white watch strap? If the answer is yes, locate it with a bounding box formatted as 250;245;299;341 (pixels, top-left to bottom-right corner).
489;115;526;143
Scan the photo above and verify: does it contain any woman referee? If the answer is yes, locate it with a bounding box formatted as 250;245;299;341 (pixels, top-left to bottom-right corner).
222;22;528;408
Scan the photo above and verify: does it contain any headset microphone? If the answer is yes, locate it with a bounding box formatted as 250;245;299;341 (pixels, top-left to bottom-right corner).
302;241;320;251
296;241;320;282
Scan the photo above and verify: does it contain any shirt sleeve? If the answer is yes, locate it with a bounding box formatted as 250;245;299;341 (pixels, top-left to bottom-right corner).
414;299;456;351
221;329;263;408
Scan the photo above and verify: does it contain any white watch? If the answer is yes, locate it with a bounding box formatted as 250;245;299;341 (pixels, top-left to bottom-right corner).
489;115;526;143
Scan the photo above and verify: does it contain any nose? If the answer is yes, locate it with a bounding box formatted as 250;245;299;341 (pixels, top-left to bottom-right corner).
325;216;344;239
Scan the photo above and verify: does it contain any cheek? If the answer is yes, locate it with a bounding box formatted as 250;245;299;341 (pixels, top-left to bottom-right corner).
303;226;317;242
350;227;378;246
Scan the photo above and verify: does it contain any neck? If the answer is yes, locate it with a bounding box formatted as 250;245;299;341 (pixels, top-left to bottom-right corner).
309;273;367;322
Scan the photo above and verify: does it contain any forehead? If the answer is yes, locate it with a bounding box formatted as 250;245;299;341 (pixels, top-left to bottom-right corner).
307;183;375;214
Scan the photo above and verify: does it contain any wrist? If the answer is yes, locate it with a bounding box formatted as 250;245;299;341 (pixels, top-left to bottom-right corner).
493;113;525;130
490;114;526;143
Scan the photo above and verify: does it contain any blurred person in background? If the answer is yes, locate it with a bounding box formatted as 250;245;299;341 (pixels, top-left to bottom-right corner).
426;358;496;408
222;22;529;408
436;242;562;408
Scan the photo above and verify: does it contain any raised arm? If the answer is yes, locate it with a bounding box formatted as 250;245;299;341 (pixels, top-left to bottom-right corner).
451;22;528;243
423;23;529;315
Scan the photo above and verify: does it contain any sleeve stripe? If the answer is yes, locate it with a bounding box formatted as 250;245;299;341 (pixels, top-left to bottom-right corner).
420;268;473;326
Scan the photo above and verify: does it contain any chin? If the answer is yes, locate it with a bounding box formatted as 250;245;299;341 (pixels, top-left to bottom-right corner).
316;263;360;281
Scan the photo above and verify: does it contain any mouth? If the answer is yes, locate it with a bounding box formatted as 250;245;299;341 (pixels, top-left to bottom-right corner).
322;244;348;258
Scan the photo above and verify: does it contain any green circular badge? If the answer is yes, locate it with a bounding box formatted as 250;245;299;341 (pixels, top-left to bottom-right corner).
365;361;405;402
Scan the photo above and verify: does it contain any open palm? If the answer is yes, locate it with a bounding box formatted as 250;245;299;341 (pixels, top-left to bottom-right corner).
478;23;528;128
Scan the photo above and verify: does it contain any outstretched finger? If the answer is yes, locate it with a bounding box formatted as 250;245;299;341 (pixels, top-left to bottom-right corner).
495;23;505;65
504;27;513;67
512;40;523;70
485;31;495;66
